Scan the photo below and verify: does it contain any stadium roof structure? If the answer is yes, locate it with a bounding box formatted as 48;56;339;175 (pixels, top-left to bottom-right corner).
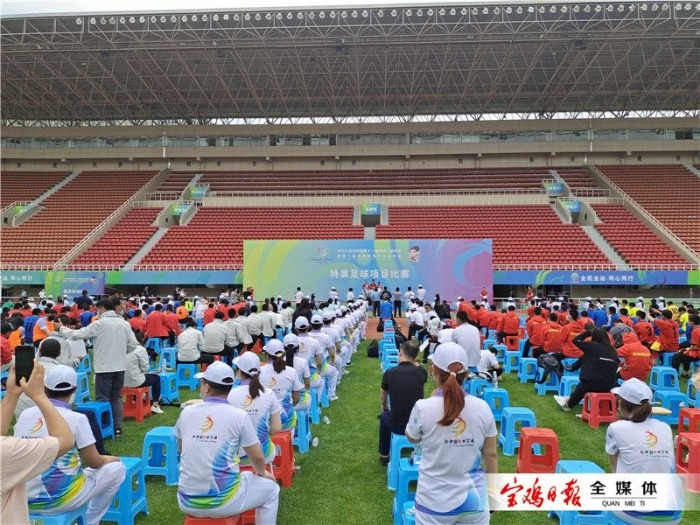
1;1;699;125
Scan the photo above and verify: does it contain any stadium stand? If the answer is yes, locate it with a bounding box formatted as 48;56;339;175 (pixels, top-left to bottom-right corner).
592;204;692;268
376;205;611;268
193;168;552;194
68;207;162;269
137;206;363;269
555;168;600;191
1;171;157;267
0;171;70;208
597;164;700;254
156;172;197;194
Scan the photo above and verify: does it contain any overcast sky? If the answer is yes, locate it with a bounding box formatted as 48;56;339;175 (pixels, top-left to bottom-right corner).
1;1;573;18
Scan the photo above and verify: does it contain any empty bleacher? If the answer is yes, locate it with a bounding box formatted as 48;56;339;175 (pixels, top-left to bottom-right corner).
188;168;552;194
597;164;700;254
68;207;161;269
156;172;196;195
137;206;363;269
555;168;600;191
1;171;157;267
0;171;69;208
376;205;613;268
592;204;691;268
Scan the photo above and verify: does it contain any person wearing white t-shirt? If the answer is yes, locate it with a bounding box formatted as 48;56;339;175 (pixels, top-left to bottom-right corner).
294;287;303;308
452;311;482;370
309;314;340;401
405;343;498;525
283;334;312;411
476;347;502;381
293;318;325;401
416;285;426;301
228;352;281;466
606;379;682;525
175;362;279;520
346;288;355;303
14;366;125;525
260;339;302;432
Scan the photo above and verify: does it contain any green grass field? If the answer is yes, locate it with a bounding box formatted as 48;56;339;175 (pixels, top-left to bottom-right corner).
92;340;698;524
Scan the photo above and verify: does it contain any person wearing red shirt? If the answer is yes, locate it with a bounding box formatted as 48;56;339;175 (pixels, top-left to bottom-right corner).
128;309;147;335
524;307;547;357
671;314;700;378
456;298;469;315
527;301;537;319
496;305;521;345
618;308;635;328
526;286;534;303
651;309;679;353
475;304;490;331
1;322;13;372
163;306;182;339
616;331;653;382
559;310;584;359
145;304;168;339
487;309;501;331
534;314;564;359
557;308;569;326
634;310;656;348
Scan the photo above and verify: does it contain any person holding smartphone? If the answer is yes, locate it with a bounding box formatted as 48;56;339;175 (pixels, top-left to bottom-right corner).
1;361;75;525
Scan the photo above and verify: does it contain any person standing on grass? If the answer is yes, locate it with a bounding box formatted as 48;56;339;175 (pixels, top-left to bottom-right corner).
378;340;427;466
405;342;498;525
56;298;138;438
175;362;279;521
554;327;618;412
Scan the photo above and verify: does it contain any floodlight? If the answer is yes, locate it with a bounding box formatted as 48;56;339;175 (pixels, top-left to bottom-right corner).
595;5;602;12
641;3;647;10
391;9;397;16
212;14;219;21
202;14;208;21
254;13;260;20
150;16;156;23
330;11;336;18
100;17;106;24
617;4;624;12
362;10;368;17
119;16;126;23
308;12;314;19
606;5;613;12
483;7;490;15
265;13;271;20
473;8;479;15
351;10;358;18
416;9;423;16
528;7;535;14
538;6;546;14
517;7;523;14
243;14;249;20
90;17;96;24
561;6;568;12
109;16;116;23
181;15;187;22
651;3;659;10
550;6;557;13
377;10;384;17
223;14;229;20
318;11;324;18
494;7;500;15
461;8;467;15
583;5;591;13
129;17;135;23
573;5;580;13
76;17;82;24
234;14;241;21
406;9;412;17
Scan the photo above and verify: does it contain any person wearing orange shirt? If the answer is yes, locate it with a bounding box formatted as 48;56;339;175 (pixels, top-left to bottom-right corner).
618;308;635;328
128;309;147;335
616;332;653;382
671;314;700;378
475;304;490;331
163;306;182;345
176;303;189;326
559;310;584;359
8;316;24;351
534;313;564;359
526;286;534;303
487;308;501;332
651;309;679;353
634;311;656;348
145;304;168;340
557;307;569;326
33;311;56;348
527;301;537;319
496;305;520;344
203;303;217;326
524;307;547;358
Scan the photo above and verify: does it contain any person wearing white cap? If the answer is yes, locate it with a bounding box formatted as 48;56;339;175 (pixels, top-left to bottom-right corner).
293;317;325;401
175;361;280;520
416;285;426;302
657;296;666;310
228;352;281;466
259;339;302;432
606;378;682;525
322;310;349;376
13;365;126;525
309;314;340;401
282;334;312;411
405;342;498;524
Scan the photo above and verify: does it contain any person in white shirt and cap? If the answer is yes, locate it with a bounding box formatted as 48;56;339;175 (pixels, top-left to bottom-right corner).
282;334;312;412
329;287;339;302
259;339;302;432
416;285;426;302
175;361;279;521
308;314;340;401
346;288;355;303
657;296;666;310
405;342;498;524
293;317;325;404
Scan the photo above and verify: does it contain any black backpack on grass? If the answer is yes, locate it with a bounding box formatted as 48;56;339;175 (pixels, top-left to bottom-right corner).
367;340;379;358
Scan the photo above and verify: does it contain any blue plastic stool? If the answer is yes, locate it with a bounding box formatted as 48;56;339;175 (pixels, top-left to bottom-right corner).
146;338;162;354
494;344;507;364
75;401;114;440
387;433;413;491
534;367;560;395
649;366;680;392
469;377;491;398
483;387;509;421
275;327;284;341
176;364;199;391
403;502;416;525
102;456;149;524
76;353;92;374
652;390;686;425
159;346;177;371
499;407;536;456
519;338;527;355
549;460;605;525
158;372;179;405
658;352;675;367
561;358;580;376
293;408;312;453
141;426;179;485
517;358;538;383
29;504;88;524
504;351;520;374
74;371;91;404
309;388;321;424
384;357;399;370
393;457;418;525
482;338;497;350
687;380;698;408
196;318;203;330
320;376;330;408
559;376;581;403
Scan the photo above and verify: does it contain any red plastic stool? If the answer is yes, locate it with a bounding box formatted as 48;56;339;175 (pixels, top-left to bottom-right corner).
271;430;295;488
517;427;560;473
184;515;240;525
676;432;700;493
122;386;151;423
581;392;617;428
678;408;700;433
505;336;520;352
238;465;274;524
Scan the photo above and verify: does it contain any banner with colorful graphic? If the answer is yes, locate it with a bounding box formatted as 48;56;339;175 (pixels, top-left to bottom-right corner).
494;270;690;287
105;270;242;286
44;271;105;298
1;271;46;286
243;239;493;300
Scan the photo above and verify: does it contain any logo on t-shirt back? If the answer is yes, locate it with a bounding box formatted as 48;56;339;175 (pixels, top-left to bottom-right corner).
242;395;253;408
30;417;44;434
645;430;658;448
199;416;214;433
267;378;277;388
452;416;467;437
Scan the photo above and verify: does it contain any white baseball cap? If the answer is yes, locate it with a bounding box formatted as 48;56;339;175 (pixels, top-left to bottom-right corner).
322;310;335;322
283;334;299;348
45;365;77;391
263;339;285;357
294;316;310;329
233;352;261;377
195;361;235;386
611;378;652;405
310;314;323;325
429;342;469;374
437;328;454;343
